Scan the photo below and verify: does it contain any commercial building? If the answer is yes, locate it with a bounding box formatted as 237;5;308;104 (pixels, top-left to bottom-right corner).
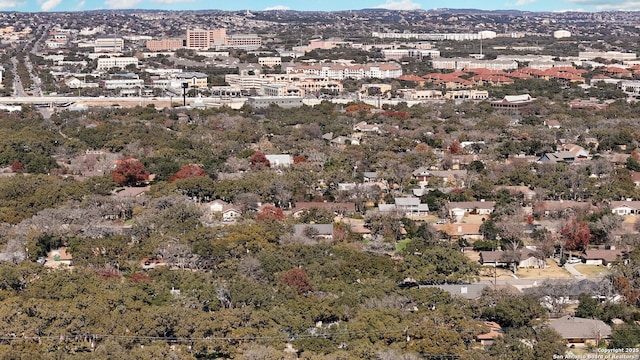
219;34;262;50
145;38;185;51
96;57;139;70
247;96;303;108
372;31;496;41
431;58;518;71
578;51;637;61
381;49;440;60
490;94;535;114
285;62;402;80
94;36;124;53
258;57;282;67
174;72;208;88
101;79;144;89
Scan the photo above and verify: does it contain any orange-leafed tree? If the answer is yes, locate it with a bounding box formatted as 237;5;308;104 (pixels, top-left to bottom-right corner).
293;155;308;165
279;268;313;295
256;205;285;222
112;157;149;186
168;164;206;183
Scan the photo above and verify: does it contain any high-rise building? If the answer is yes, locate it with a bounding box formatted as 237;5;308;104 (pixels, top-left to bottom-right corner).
186;28;226;50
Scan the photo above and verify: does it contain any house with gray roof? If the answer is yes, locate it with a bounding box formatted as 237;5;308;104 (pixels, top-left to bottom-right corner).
547;316;611;347
420;283;490;300
378;197;429;216
294;224;334;240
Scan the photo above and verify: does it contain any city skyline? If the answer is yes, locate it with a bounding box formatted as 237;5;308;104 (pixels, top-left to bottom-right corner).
8;0;640;13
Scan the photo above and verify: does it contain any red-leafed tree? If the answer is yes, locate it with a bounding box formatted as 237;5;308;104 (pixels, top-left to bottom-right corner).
112;157;149;186
293;155;308;165
250;151;270;169
279;268;313;295
256;205;285;222
168;164;206;183
10;160;23;173
448;140;463;155
561;218;592;252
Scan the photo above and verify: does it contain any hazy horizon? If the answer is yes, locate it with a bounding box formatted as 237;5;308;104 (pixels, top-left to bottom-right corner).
7;0;640;13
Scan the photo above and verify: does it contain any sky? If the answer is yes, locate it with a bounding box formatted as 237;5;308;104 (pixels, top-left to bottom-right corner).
4;0;640;13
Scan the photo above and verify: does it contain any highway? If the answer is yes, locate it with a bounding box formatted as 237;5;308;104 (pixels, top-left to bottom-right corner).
0;96;248;109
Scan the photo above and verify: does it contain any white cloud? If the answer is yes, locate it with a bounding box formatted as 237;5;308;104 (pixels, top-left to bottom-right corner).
0;0;20;9
105;0;142;8
76;0;86;9
374;0;422;10
152;0;195;4
40;0;61;11
514;0;536;5
264;5;290;11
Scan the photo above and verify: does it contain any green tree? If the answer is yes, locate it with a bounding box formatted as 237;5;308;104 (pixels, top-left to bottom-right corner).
610;323;640;349
575;293;602;319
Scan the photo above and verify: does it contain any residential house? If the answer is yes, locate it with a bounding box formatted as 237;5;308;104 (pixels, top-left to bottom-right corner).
547;316;611;347
45;247;73;268
582;249;624;266
293;224;334;240
291;202;356;218
479;249;543;268
610;201;640;216
475;321;504;347
353;121;381;134
350;223;372;239
265;154;294;168
412;168;468;187
330;135;360;147
141;257;166;270
446;201;495;221
544;119;561;129
419;283;491;300
379;197;429;217
533;201;594;217
602;152;630;167
222;205;242;222
207;199;228;212
479;251;508;267
494;186;537;202
433;223;483;241
114;186;150;198
519;248;545;268
363;172;379;183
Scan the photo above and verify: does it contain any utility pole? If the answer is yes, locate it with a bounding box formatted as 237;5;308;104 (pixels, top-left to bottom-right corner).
181;82;188;107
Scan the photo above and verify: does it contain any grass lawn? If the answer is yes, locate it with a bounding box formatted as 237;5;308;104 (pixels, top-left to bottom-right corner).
517;259;572;279
396;239;411;252
574;264;610;278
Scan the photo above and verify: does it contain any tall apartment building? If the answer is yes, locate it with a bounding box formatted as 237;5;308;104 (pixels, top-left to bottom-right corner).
186;28;226;49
